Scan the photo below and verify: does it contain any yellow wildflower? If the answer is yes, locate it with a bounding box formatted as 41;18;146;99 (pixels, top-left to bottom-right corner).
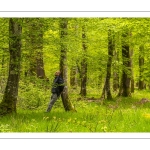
143;113;150;119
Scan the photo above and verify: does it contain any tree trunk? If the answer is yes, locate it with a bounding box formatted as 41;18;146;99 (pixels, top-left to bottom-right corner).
130;46;134;93
0;18;22;115
139;45;145;90
98;67;103;89
80;25;87;97
36;48;45;79
113;48;119;92
59;18;75;111
70;66;77;88
118;30;131;97
101;29;114;100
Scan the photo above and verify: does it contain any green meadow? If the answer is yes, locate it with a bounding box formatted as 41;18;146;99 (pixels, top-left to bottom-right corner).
1;86;150;132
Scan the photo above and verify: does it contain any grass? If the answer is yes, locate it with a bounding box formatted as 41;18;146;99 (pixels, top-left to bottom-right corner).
1;107;150;132
1;87;150;132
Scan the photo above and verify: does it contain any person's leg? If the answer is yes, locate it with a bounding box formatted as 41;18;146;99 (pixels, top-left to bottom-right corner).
46;93;58;112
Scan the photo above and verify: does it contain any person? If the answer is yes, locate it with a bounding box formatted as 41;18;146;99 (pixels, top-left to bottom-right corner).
46;71;65;112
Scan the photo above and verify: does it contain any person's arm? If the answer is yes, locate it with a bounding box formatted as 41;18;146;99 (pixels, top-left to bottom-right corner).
58;77;65;93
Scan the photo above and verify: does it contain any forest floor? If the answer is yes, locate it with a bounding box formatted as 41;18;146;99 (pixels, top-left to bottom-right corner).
0;89;150;132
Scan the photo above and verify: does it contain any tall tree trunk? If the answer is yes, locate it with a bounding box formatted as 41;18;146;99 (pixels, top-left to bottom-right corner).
76;61;82;88
118;30;131;97
36;44;45;79
113;48;119;92
129;32;134;93
80;25;87;97
139;45;145;90
130;48;134;93
59;18;75;111
0;18;22;115
101;29;114;100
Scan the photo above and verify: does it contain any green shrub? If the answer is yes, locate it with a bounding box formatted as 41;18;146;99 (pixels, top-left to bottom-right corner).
17;80;50;110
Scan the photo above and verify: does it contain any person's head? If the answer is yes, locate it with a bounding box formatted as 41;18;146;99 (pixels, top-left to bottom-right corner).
55;71;61;76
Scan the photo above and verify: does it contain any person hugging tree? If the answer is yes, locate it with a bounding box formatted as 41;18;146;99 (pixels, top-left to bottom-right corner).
46;71;65;112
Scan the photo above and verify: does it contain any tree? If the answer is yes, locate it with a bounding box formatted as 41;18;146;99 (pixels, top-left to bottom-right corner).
80;24;88;97
130;32;134;93
138;44;145;90
59;18;75;111
0;18;22;115
113;48;119;92
112;30;121;93
101;29;114;100
70;66;77;88
118;29;131;97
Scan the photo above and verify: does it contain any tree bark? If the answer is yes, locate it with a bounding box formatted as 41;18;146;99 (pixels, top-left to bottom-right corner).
101;29;114;100
130;46;134;93
0;18;22;115
139;45;145;90
113;48;119;92
118;30;131;97
59;18;75;111
70;66;77;88
80;25;87;97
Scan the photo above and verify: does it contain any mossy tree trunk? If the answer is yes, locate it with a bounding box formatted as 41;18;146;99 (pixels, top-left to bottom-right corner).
113;48;119;92
118;30;131;97
0;18;22;115
70;66;77;88
112;32;120;92
80;25;87;97
130;47;134;93
129;32;134;93
101;29;114;100
130;49;134;93
139;45;145;90
59;18;75;111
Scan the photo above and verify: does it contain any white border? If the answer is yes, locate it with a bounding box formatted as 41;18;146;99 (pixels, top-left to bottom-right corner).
0;133;150;139
0;11;150;18
1;133;150;150
0;0;150;12
1;1;150;149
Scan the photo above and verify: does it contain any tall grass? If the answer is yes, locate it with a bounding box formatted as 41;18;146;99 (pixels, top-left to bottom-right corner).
1;80;150;132
1;95;150;132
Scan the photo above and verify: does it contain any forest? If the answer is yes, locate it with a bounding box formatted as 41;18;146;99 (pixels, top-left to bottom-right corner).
0;17;150;132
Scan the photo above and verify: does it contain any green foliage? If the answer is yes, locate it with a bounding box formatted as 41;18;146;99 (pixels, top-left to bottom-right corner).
0;124;12;132
18;79;50;110
2;17;150;91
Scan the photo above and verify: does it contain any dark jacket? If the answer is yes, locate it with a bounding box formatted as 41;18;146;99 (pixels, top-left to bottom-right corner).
51;76;65;96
